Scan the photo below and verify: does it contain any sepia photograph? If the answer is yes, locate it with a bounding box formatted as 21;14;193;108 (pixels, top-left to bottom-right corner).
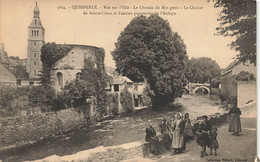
0;0;257;161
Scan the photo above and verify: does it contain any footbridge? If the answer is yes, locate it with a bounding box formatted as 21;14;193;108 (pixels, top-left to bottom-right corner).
184;83;210;94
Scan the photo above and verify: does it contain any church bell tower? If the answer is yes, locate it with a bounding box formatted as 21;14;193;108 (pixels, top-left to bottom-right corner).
26;2;45;78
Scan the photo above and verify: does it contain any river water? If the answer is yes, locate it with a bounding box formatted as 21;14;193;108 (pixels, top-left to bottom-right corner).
1;94;225;162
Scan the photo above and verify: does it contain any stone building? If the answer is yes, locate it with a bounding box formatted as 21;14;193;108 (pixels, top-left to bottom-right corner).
26;2;45;79
50;44;103;91
109;76;133;93
220;61;256;106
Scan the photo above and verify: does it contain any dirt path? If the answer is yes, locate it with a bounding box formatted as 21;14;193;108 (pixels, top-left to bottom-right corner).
125;117;257;162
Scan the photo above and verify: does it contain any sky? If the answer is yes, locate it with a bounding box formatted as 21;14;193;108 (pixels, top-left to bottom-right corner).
0;0;238;68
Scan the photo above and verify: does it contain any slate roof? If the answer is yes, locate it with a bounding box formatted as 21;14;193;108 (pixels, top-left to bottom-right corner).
29;19;44;28
0;63;16;84
122;76;133;83
111;79;126;85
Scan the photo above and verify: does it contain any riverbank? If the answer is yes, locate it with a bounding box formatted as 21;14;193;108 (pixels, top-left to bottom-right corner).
30;117;256;162
1;94;223;161
29;98;257;162
30;112;230;162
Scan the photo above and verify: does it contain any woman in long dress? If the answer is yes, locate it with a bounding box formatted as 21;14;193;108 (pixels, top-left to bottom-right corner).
228;103;242;136
171;113;185;154
159;119;172;150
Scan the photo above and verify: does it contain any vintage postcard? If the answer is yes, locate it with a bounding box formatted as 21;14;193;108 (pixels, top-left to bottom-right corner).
0;0;257;161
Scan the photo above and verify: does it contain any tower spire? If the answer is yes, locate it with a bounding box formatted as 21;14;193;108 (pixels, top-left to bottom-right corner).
33;2;40;18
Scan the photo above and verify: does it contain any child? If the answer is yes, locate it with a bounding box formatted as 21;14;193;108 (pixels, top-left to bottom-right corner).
209;126;219;156
184;113;193;141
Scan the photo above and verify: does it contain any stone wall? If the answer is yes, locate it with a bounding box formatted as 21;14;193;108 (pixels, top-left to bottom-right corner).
210;88;220;95
220;71;237;100
237;81;256;107
0;108;87;150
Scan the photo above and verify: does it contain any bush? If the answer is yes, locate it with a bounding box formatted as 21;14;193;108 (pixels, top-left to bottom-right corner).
106;93;119;115
0;84;58;117
51;90;72;112
0;85;31;117
29;85;56;112
120;88;134;113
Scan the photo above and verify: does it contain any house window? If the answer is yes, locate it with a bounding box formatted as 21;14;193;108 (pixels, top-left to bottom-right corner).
37;30;39;36
34;61;37;66
29;81;34;86
57;72;63;88
35;20;37;24
134;84;138;91
34;53;37;57
114;85;119;92
32;30;34;36
34;69;37;74
34;42;36;46
76;72;83;80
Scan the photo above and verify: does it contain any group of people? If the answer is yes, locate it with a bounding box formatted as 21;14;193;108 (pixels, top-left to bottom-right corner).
145;102;242;158
145;113;194;155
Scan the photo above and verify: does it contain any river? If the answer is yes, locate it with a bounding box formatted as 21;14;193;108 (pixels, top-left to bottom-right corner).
1;94;224;162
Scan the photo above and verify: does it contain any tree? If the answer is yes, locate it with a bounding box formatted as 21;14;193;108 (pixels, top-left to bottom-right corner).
13;65;28;78
214;0;256;65
187;57;221;83
112;14;188;108
234;71;255;81
62;54;109;118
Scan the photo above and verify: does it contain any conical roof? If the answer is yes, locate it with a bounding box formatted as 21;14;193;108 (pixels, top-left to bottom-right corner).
33;2;40;18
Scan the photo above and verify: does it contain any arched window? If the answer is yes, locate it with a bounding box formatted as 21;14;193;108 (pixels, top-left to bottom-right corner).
57;72;63;88
34;30;36;36
76;72;83;80
37;30;39;36
35;20;37;24
32;30;34;36
34;69;37;74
